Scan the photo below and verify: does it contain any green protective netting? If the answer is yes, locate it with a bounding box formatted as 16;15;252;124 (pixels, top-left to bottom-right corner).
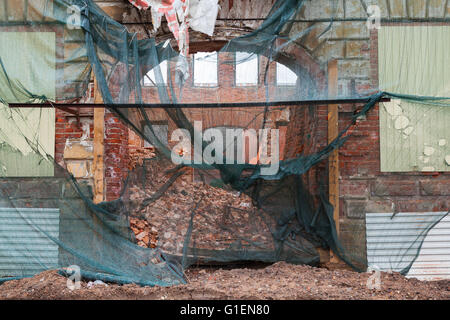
0;0;449;286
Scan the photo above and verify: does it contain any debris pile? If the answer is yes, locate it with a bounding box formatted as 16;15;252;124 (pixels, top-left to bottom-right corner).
129;217;158;248
1;263;449;300
128;147;156;170
126;160;274;256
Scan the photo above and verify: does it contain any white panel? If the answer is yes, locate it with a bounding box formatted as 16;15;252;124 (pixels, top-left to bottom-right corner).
366;212;450;281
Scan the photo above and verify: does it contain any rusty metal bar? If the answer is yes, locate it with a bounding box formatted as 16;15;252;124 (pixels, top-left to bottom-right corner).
9;97;390;109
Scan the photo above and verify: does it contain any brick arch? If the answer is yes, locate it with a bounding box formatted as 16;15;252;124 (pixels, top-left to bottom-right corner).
136;36;327;164
185;39;326;162
187;38;326;98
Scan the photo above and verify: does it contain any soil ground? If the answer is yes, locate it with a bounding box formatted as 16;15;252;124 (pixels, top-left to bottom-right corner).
0;262;449;300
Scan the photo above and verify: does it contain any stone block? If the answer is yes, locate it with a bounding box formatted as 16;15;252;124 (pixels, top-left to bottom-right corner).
302;0;344;19
409;0;427;18
344;199;367;219
338;59;370;78
428;0;447;17
340;179;370;198
419;179;450;196
6;0;25;21
365;200;394;213
345;40;369;58
314;40;345;62
332;21;369;39
345;0;367;18
373;179;418;196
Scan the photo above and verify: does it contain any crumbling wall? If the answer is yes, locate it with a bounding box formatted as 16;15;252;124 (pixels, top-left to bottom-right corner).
104;109;129;201
88;1;450;251
283;1;450;263
55;108;130;201
135;52;297;163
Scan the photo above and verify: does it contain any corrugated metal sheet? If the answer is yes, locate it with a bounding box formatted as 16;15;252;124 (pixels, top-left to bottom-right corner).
366;212;450;281
0;208;59;277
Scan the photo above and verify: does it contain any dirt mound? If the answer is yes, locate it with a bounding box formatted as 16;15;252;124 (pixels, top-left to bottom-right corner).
1;262;448;300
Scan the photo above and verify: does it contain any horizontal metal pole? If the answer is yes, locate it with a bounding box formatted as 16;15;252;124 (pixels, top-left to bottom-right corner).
9;97;390;109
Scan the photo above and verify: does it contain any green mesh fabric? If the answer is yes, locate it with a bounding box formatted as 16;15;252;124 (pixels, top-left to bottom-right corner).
0;0;449;286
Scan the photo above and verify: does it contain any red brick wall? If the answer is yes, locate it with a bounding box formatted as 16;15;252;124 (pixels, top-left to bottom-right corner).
284;104;328;197
55;108;129;201
55;109;90;166
128;128;143;154
286;100;450;221
141;52;298;131
54;49;305;201
337;27;450;223
138;50;325;164
55;31;450;209
104;109;129;201
285;26;449;225
98;49;323;200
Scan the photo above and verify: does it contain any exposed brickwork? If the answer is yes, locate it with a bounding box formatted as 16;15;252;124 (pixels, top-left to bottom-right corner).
284;85;449;225
141;52;298;131
58;3;450;212
55;109;91;166
54;47;317;201
128;128;143;154
138;50;323;165
336;24;449;222
104;109;129;201
420;179;450;196
332;32;448;227
55;108;130;201
369;29;379;91
338;103;450;220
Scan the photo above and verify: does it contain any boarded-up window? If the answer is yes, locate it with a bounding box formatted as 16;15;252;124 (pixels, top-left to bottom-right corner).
379;26;450;172
0;32;56;177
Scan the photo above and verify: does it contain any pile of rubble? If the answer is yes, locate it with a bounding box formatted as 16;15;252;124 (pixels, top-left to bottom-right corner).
129;217;158;248
125;160;274;258
2;263;449;300
128;147;156;170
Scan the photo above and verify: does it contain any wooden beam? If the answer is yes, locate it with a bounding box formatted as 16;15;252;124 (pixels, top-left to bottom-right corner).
328;60;340;262
92;77;105;204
